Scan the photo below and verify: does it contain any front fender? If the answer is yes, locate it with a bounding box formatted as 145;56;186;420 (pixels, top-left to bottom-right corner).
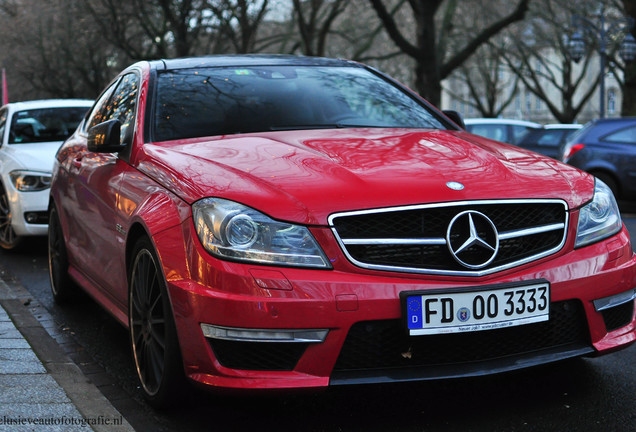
132;191;190;237
122;177;193;289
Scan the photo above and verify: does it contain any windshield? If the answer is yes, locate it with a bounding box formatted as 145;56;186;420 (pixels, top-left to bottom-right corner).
153;66;446;142
9;107;89;144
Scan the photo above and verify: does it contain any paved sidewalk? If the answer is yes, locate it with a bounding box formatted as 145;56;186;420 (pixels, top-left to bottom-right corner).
0;278;134;432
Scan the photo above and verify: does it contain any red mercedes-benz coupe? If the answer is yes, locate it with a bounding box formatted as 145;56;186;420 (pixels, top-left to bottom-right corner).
48;55;636;407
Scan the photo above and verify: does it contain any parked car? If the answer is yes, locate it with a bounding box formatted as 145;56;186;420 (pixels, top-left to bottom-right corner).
561;118;636;202
464;118;541;144
517;124;583;158
0;99;93;249
49;56;636;407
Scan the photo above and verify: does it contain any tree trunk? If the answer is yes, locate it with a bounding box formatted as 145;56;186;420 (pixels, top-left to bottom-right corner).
369;0;529;107
414;6;441;105
621;0;636;115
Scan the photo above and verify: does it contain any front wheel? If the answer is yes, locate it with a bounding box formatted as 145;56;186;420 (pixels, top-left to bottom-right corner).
129;237;185;407
0;182;21;250
48;205;75;303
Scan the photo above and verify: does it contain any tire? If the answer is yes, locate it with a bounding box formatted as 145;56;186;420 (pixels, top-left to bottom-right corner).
0;182;21;250
48;205;76;303
129;237;185;408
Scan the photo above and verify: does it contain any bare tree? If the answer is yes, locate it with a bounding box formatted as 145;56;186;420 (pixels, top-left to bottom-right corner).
208;0;272;53
501;0;634;122
340;0;407;63
0;0;118;99
291;0;348;56
448;40;521;118
82;0;219;59
503;8;598;122
367;0;531;106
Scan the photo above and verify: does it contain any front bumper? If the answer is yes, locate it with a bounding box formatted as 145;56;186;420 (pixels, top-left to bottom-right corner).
159;223;636;390
4;184;49;236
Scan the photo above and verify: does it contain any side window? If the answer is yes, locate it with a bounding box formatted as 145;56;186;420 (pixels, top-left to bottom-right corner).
84;72;139;143
470;124;507;142
536;130;563;146
603;125;636;144
511;126;532;144
86;85;116;131
0;108;7;145
109;73;139;142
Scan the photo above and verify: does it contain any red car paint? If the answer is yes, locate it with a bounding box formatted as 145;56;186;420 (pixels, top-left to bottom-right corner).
50;56;636;397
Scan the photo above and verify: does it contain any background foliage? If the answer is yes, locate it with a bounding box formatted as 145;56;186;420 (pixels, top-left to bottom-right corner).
0;0;634;120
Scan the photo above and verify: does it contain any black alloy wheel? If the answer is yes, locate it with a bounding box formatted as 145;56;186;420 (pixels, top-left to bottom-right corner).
0;182;20;249
48;205;75;302
129;237;184;407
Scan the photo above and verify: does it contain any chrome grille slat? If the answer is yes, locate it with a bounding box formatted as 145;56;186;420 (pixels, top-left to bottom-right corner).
342;238;447;246
329;200;569;277
499;222;565;240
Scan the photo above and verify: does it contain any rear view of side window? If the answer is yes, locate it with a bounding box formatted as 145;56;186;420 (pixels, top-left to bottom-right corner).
603;125;636;144
86;86;116;132
0;109;6;146
85;73;139;144
109;74;139;142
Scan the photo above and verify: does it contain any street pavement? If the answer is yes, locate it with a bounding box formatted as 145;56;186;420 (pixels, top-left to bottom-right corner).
0;276;134;431
0;214;635;431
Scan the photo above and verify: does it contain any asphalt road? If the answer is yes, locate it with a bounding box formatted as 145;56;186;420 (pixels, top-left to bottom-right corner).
1;216;635;432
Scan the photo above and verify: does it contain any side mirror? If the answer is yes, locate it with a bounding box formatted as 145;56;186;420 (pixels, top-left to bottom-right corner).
442;110;465;130
87;119;125;153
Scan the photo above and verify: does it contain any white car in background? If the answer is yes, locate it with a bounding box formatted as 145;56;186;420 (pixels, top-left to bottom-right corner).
0;99;92;249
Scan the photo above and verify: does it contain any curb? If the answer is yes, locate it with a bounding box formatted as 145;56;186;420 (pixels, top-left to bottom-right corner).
0;276;135;432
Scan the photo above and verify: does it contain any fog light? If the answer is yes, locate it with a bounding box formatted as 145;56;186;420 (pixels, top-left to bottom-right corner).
201;324;328;343
24;212;48;224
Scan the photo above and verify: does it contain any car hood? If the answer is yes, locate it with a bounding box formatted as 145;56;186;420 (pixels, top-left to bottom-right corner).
136;129;594;225
2;142;63;172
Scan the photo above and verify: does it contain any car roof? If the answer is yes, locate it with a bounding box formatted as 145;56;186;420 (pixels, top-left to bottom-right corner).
154;55;359;71
464;118;541;128
544;124;582;130
3;99;94;111
591;117;636;125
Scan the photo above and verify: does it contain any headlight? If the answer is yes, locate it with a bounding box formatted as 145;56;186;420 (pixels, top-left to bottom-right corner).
575;179;622;248
192;198;331;268
9;170;52;192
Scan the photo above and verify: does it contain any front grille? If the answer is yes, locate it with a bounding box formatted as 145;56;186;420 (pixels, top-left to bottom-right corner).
601;300;634;332
209;339;308;371
334;300;589;372
329;200;568;276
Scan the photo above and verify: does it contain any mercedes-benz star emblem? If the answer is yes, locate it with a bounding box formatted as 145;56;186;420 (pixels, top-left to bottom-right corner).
446;181;464;191
446;210;499;269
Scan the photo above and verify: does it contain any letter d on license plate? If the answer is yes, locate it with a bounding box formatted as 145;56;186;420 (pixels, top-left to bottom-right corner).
401;280;550;336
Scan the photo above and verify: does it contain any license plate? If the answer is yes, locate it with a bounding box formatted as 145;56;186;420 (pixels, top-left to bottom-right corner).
401;280;550;336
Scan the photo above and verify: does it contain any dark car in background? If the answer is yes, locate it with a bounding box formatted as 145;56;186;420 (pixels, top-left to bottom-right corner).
561;118;636;203
517;124;582;159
